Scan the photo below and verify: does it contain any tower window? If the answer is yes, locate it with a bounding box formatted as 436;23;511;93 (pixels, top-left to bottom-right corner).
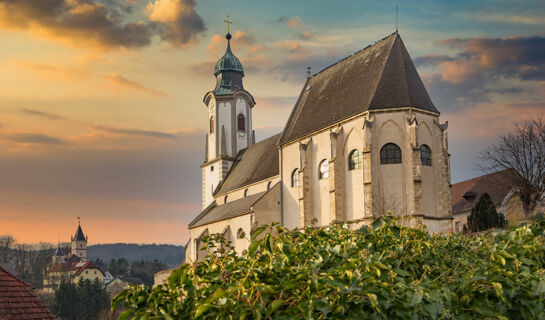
210;116;214;134
291;169;300;187
319;160;329;179
348;149;362;170
420;144;432;166
211;166;214;172
380;143;402;164
237;114;246;132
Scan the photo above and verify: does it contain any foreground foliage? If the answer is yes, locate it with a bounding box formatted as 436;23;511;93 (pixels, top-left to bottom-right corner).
113;217;545;319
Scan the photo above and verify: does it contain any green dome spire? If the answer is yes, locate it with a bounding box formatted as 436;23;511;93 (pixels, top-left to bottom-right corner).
212;33;245;95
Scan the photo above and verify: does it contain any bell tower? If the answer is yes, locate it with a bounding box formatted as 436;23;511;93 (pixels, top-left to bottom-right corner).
71;218;87;261
201;21;255;209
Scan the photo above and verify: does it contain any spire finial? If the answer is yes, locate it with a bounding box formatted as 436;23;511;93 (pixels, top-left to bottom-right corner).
306;66;311;78
224;15;233;38
395;4;398;32
77;216;80;225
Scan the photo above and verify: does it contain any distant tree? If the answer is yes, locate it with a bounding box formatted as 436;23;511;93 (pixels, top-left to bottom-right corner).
52;279;109;320
129;260;168;285
109;258;129;276
480;117;545;218
467;193;507;232
0;235;15;264
93;258;107;272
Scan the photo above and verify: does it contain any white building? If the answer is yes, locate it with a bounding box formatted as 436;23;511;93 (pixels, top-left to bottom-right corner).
186;31;452;262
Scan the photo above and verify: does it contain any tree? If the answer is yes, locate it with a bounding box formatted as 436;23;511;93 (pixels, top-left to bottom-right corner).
467;193;507;232
0;234;15;264
480;117;545;218
52;279;109;320
109;258;129;276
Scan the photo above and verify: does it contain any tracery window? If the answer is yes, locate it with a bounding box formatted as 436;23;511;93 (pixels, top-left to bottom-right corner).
420;144;432;166
319;160;329;179
237;114;245;132
210;116;214;134
380;143;402;164
291;169;300;187
348;149;362;170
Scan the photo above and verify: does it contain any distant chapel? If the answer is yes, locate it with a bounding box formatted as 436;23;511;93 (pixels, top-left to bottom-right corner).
186;31;453;262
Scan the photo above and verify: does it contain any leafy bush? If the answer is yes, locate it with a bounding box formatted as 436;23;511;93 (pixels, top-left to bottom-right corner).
113;218;545;319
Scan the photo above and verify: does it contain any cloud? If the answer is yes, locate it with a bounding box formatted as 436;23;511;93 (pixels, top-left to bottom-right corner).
206;30;256;57
416;35;545;110
0;0;205;50
21;108;64;120
145;0;206;47
106;73;167;97
276;16;302;28
413;54;456;67
91;124;178;140
295;31;314;40
1;133;69;145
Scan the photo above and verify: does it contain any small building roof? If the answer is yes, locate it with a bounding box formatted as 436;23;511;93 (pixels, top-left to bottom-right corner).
189;190;270;228
278;32;437;145
451;169;514;214
47;260;100;277
214;133;281;196
0;265;56;319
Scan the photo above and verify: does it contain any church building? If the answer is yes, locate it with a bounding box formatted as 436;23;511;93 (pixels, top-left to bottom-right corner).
186;30;453;262
44;221;104;292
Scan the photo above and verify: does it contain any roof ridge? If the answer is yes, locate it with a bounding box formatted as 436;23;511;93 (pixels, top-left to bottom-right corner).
311;32;398;78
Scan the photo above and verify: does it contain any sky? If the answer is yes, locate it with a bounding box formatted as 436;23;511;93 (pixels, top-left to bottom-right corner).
0;0;544;245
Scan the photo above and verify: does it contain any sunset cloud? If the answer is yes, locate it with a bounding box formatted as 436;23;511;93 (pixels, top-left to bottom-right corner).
276;16;302;28
206;30;256;57
91;124;178;140
106;73;168;97
21;108;65;120
145;0;206;47
1;133;69;145
0;0;205;50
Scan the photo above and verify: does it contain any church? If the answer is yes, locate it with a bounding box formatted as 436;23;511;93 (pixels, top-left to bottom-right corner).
43;221;104;292
185;30;452;262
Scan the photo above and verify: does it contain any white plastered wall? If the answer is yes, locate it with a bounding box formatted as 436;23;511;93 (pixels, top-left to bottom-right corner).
217;176;280;204
187;213;252;262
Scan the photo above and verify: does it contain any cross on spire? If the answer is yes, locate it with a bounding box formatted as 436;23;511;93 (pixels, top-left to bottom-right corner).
224;15;233;34
77;216;80;225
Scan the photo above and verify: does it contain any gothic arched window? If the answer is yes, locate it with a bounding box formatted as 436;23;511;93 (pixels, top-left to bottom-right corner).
319;160;329;179
224;195;228;203
380;143;402;164
210;116;214;134
348;149;362;170
237;114;245;132
420;144;432;166
291;169;300;187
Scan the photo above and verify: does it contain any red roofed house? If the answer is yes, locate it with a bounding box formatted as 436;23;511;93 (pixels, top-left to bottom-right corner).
451;169;542;233
43;222;104;292
0;265;56;320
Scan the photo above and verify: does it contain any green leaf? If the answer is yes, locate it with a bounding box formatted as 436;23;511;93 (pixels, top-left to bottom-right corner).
195;303;212;318
118;310;133;320
248;240;261;256
252;225;267;240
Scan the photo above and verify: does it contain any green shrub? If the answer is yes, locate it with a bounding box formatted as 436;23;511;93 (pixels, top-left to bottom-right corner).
113;218;545;319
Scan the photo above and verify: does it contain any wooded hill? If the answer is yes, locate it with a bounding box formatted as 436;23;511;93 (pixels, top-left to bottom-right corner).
88;243;184;268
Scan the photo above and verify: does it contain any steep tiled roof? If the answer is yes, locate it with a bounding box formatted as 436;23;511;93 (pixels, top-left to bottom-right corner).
451;169;514;214
279;32;437;145
74;225;86;241
47;260;100;276
189;191;269;228
0;265;56;319
215;133;281;196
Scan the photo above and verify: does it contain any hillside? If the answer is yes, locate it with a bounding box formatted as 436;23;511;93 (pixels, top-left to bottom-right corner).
88;244;184;267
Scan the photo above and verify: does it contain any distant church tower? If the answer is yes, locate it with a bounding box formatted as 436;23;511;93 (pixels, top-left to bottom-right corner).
71;220;87;261
201;27;256;209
